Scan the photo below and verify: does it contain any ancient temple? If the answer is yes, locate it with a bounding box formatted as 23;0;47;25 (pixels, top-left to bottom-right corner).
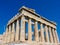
2;6;60;45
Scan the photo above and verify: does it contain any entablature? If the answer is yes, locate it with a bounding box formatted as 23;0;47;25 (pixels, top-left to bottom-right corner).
7;6;56;29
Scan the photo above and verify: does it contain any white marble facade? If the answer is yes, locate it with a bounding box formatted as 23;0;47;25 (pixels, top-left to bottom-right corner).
1;6;60;45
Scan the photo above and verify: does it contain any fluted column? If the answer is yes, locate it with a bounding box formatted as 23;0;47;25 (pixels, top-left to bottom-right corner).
28;19;32;41
35;21;39;41
7;26;9;43
4;33;6;44
8;25;11;43
3;32;5;44
55;30;59;43
40;23;45;42
20;15;25;41
45;25;49;42
2;34;4;45
49;27;53;43
15;19;20;41
11;22;15;42
52;28;56;43
5;27;8;43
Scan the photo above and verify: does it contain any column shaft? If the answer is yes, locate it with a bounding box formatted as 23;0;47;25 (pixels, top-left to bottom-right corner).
7;25;11;43
20;15;25;41
7;26;9;43
3;33;6;44
35;21;39;41
28;19;32;41
4;33;6;43
15;19;20;41
55;30;59;43
49;27;53;43
40;23;45;42
11;23;15;42
45;25;49;42
52;28;56;43
5;27;8;43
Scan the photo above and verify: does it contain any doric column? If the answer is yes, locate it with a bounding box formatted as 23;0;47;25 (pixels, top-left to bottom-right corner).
3;32;5;44
45;25;49;42
34;21;39;41
15;19;20;41
7;26;9;43
49;27;53;43
40;23;45;42
20;15;25;41
11;22;15;42
52;28;56;43
4;33;6;44
28;19;32;41
8;25;11;43
55;30;59;43
5;27;8;43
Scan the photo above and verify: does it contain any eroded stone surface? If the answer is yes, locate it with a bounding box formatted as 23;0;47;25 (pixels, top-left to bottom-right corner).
0;6;59;45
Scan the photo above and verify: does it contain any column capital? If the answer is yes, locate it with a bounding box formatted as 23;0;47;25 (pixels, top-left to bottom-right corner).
35;21;37;23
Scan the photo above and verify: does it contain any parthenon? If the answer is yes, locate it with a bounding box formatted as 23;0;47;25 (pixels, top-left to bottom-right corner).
1;6;60;45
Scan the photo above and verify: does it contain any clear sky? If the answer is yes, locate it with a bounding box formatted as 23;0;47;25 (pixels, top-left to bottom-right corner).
0;0;60;41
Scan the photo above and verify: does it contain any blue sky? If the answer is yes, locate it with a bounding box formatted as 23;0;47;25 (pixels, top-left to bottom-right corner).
0;0;60;41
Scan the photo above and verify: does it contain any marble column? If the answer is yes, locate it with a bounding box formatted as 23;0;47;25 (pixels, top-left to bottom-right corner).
52;28;56;43
55;30;59;43
11;22;15;42
3;32;5;44
40;23;45;42
15;19;20;41
7;26;9;43
45;25;49;42
28;19;32;41
4;33;6;43
5;27;8;43
49;27;53;43
20;15;25;41
2;35;4;45
8;25;11;43
35;21;39;41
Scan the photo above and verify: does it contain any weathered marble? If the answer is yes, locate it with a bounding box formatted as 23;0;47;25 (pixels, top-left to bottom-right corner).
1;6;59;45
